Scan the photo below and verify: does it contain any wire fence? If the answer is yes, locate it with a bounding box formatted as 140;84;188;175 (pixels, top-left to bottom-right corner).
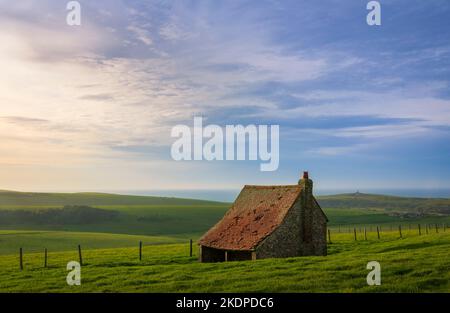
15;239;196;271
12;223;449;270
327;222;448;243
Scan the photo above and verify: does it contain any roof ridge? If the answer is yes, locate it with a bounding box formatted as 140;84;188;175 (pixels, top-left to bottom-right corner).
243;184;301;189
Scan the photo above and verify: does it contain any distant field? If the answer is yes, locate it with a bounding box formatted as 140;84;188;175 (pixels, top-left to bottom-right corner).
0;190;449;238
0;205;447;237
0;231;448;292
0;204;228;237
324;208;450;228
318;192;450;215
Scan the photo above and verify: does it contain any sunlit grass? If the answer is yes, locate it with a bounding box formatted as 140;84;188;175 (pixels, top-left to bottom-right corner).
0;231;448;293
0;230;186;255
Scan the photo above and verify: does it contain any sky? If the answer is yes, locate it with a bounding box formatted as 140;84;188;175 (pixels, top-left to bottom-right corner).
0;0;449;194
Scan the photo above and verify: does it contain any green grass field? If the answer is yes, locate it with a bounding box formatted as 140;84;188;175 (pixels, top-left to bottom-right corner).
0;231;448;292
0;230;187;255
0;190;449;292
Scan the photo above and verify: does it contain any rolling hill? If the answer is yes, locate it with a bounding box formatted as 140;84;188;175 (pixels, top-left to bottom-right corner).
0;190;448;246
2;189;450;213
317;192;450;215
0;190;222;207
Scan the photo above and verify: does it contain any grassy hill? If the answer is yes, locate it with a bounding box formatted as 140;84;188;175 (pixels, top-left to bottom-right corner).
0;231;448;292
2;190;450;213
0;190;229;237
0;190;449;240
0;190;222;207
317;192;450;215
0;204;228;238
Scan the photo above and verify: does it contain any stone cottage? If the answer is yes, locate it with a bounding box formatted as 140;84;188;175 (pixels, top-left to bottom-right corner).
198;172;328;262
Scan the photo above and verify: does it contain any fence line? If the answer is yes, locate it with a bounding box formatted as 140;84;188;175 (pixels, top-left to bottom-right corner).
11;225;449;272
330;223;447;233
15;239;197;271
326;223;448;245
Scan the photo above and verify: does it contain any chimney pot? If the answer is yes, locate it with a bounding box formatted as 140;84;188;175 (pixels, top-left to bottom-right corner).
303;171;309;179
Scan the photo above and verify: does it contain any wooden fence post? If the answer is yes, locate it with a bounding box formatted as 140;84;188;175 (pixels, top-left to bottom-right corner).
338;225;341;233
377;226;380;239
426;224;429;235
444;223;446;232
19;248;23;271
354;228;357;241
44;248;48;268
435;224;439;234
78;245;83;266
399;225;402;238
328;229;332;244
190;239;193;257
139;241;142;261
364;227;367;241
418;224;421;236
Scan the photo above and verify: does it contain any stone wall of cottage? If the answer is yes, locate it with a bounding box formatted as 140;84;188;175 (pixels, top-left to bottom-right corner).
311;199;327;256
255;198;302;259
255;195;327;259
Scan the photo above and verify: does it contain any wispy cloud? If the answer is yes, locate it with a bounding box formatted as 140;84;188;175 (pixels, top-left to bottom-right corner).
127;24;153;46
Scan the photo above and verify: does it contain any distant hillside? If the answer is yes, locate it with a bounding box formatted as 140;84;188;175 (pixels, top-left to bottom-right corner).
0;205;119;225
0;190;448;236
0;190;223;207
316;192;450;215
1;190;450;215
0;190;229;237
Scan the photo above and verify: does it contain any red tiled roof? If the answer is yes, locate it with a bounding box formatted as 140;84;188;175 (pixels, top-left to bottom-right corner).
198;185;303;251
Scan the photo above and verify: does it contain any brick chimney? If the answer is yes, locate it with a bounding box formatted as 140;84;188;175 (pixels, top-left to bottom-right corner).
298;171;312;187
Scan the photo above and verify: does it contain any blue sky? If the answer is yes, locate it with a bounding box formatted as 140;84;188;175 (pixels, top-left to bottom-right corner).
0;0;449;193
